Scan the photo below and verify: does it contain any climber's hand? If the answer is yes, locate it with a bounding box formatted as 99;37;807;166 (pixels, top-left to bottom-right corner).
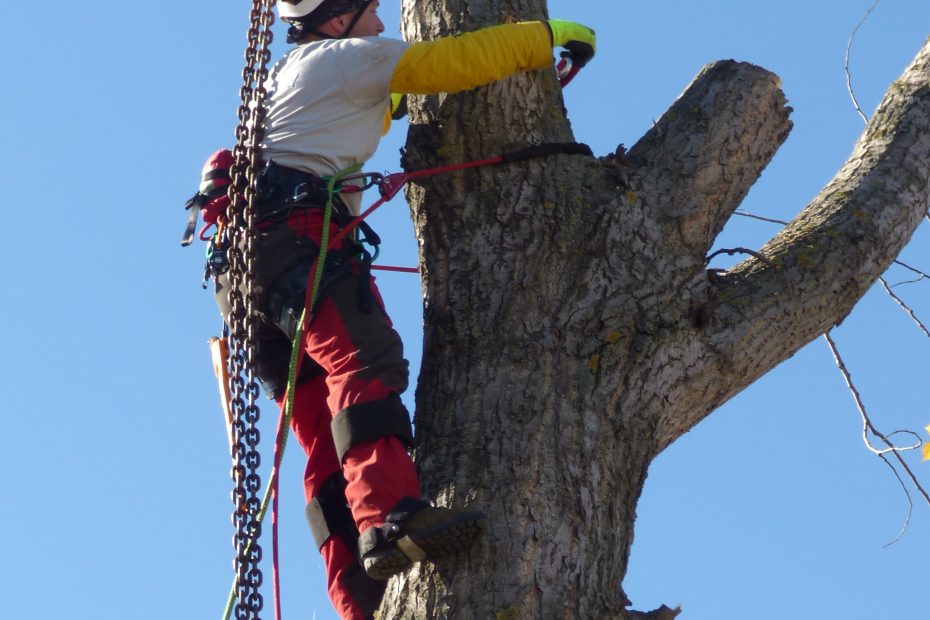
390;93;407;120
547;19;596;68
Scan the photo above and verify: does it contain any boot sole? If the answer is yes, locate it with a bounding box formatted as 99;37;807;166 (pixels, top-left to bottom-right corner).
363;510;487;580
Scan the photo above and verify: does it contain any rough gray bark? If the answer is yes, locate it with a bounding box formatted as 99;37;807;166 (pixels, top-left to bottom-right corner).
379;2;930;618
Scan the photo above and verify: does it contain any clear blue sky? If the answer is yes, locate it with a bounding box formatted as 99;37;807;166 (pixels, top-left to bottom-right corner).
3;1;928;618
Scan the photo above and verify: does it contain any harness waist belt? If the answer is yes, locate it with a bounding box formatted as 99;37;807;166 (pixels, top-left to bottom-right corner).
256;161;351;224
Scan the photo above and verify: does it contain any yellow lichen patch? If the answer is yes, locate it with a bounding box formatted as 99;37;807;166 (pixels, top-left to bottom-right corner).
625;190;638;203
497;607;521;620
852;208;869;221
606;331;623;344
796;246;818;269
587;353;601;373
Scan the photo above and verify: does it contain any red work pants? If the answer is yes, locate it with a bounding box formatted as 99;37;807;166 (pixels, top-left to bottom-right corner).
275;211;420;619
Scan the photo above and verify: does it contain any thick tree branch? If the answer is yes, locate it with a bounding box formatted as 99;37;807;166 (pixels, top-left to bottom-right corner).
582;63;794;401
669;38;930;441
625;60;792;264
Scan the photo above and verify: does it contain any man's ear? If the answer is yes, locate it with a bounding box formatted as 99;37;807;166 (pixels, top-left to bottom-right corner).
316;15;343;38
330;13;350;32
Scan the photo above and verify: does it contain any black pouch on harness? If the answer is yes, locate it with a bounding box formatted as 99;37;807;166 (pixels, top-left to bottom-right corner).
252;322;324;400
265;242;372;341
212;224;329;400
256;238;377;398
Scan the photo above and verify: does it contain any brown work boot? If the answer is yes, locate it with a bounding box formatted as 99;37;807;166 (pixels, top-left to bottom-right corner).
359;498;487;580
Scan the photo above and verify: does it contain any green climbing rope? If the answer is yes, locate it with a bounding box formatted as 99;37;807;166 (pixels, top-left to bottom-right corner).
221;164;362;620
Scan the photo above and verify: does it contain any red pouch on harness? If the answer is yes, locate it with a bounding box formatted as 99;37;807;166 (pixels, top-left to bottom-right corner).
198;148;234;227
181;148;234;246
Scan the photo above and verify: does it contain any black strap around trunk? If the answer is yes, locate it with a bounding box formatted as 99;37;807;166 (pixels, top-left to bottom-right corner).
502;141;593;164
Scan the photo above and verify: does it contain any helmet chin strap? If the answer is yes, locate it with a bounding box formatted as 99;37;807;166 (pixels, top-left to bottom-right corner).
337;1;372;38
287;0;372;43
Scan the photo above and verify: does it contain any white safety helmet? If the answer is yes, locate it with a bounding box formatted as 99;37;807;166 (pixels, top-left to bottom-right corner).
278;0;326;19
280;0;372;43
279;0;370;20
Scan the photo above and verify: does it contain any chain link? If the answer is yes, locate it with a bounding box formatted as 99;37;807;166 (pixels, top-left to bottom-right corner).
225;2;276;618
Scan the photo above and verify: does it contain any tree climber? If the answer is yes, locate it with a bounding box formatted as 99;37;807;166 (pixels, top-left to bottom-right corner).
200;1;595;618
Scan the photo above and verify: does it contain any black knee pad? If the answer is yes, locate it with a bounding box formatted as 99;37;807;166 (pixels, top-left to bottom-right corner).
305;472;357;550
305;472;386;616
330;396;414;463
253;330;323;400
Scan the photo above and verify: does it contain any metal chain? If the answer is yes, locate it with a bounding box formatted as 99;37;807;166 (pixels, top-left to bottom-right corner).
226;2;275;618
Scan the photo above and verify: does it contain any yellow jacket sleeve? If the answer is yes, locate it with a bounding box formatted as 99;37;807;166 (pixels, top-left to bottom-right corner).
389;21;553;95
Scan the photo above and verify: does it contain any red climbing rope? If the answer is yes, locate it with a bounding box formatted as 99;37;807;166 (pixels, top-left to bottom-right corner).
329;143;591;253
372;265;420;273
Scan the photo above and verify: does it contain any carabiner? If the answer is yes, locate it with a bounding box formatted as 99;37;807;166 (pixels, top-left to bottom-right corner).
556;57;581;88
378;172;409;201
333;172;384;193
199;221;218;241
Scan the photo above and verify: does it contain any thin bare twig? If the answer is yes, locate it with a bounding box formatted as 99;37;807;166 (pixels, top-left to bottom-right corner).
890;260;930;286
876;451;913;548
887;429;925;444
823;331;930;544
844;0;881;124
892;275;929;287
734;209;790;226
823;331;922;456
880;277;930;338
894;260;930;279
705;247;770;265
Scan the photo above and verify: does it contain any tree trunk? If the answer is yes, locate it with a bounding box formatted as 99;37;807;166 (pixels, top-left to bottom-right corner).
380;2;930;618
